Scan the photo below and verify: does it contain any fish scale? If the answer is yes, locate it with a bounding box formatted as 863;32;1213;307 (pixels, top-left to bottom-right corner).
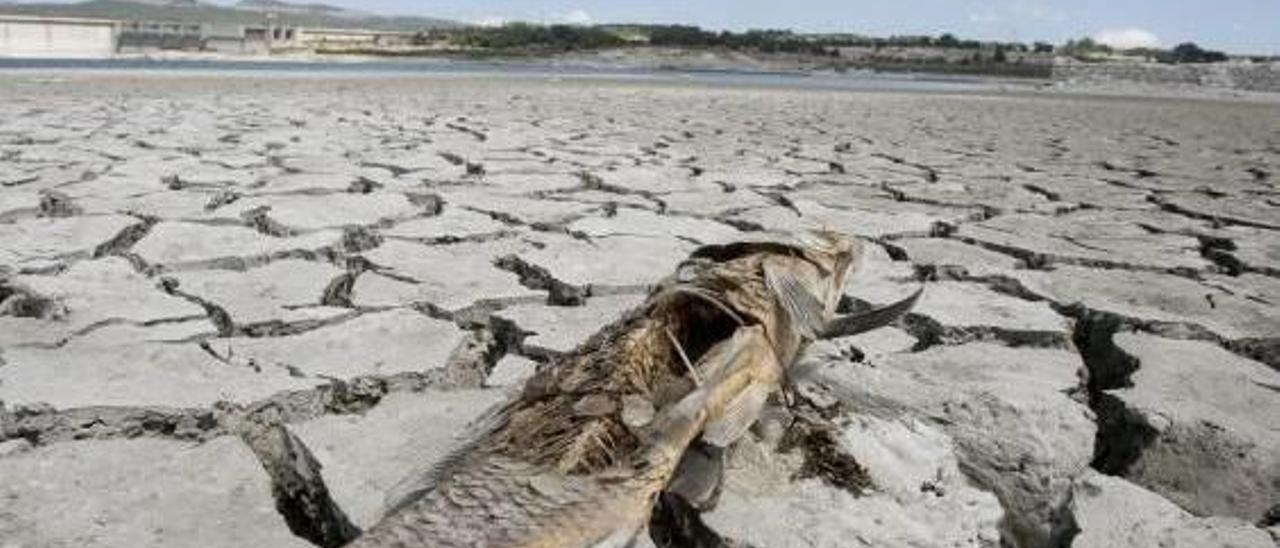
349;232;920;547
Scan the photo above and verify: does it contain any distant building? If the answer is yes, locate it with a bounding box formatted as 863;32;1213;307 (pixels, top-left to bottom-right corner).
200;23;299;54
117;20;204;52
296;28;416;50
0;15;118;58
1;14;423;57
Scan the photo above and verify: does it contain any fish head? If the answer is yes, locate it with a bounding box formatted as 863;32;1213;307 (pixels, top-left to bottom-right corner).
657;229;914;380
672;230;865;367
791;229;864;315
749;230;864;364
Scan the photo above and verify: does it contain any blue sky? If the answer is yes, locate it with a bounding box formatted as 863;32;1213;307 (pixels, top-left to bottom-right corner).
17;0;1278;53
298;0;1277;54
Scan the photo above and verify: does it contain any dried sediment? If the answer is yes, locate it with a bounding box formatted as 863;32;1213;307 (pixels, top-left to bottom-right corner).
1;73;1277;548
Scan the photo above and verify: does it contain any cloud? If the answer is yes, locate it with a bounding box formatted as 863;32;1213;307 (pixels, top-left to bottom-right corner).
472;9;589;27
968;0;1065;26
561;9;592;25
473;16;508;27
1007;0;1067;22
1092;27;1160;49
968;11;1001;24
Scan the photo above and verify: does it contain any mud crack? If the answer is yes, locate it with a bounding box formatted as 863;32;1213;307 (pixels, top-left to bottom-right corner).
237;407;362;548
494;254;591;306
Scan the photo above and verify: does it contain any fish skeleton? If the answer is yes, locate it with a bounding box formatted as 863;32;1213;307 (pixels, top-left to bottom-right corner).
348;232;919;548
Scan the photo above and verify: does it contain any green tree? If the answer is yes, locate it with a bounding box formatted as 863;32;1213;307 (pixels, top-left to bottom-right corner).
1164;42;1228;63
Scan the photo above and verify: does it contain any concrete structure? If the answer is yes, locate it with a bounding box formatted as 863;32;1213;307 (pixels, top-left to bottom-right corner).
1053;60;1280;93
117;20;204;52
121;21;300;55
0;15;416;57
835;46;1054;78
297;27;416;50
242;24;301;52
0;15;117;58
203;31;266;55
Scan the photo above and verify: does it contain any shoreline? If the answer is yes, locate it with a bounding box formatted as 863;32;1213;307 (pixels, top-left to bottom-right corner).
3;56;1279;105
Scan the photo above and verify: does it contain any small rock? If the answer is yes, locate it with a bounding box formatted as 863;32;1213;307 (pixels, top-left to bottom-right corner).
406;191;445;216
37;190;81;218
341;225;383;253
347;176;383;194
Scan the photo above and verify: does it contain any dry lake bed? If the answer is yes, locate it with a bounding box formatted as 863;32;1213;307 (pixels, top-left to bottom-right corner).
0;71;1277;548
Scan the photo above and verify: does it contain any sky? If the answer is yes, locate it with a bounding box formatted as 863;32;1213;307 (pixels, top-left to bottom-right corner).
332;0;1280;54
14;0;1280;53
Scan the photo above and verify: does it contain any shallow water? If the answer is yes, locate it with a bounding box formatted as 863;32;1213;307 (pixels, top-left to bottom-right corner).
0;56;1023;93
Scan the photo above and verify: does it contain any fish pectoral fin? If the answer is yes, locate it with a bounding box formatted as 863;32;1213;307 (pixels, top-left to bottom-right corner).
821;286;923;339
763;261;828;340
646;325;769;452
667;441;726;512
701;380;771;448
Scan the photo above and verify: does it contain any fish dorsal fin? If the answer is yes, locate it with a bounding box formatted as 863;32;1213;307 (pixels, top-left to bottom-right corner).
821;287;923;339
763;260;828;340
701;381;771;448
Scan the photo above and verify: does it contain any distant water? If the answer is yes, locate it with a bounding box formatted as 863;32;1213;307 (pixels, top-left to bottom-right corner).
0;56;1024;93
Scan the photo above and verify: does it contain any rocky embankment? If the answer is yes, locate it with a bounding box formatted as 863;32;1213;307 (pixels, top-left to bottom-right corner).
0;73;1277;548
1054;61;1280;94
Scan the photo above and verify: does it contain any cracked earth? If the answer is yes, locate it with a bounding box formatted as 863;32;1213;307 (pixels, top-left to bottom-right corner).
0;73;1277;548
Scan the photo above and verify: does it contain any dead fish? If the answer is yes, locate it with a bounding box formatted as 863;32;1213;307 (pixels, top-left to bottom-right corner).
348;231;920;548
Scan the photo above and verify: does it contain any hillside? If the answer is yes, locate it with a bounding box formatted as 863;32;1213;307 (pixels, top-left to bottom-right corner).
0;0;460;31
234;0;359;18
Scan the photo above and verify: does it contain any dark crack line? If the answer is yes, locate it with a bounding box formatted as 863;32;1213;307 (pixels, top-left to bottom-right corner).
1148;194;1280;231
916;264;1278;371
871;152;941;183
1;320;516;449
493;254;591;307
878;182;997;221
947;232;1206;280
239;412;362;548
899;312;1072;353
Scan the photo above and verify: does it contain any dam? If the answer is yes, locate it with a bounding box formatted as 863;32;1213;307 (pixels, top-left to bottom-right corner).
0;15;117;58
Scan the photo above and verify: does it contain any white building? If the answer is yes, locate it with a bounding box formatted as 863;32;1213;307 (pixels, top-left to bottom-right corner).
296;27;416;50
0;15;118;58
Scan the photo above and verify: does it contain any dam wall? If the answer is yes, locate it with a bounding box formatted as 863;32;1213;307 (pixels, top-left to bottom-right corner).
0;15;117;58
1052;61;1280;93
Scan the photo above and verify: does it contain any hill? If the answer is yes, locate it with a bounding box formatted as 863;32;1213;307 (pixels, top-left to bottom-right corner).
0;0;460;31
234;0;359;18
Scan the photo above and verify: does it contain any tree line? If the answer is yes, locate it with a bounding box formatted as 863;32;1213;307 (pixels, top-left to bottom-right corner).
415;23;1236;64
1060;37;1229;63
